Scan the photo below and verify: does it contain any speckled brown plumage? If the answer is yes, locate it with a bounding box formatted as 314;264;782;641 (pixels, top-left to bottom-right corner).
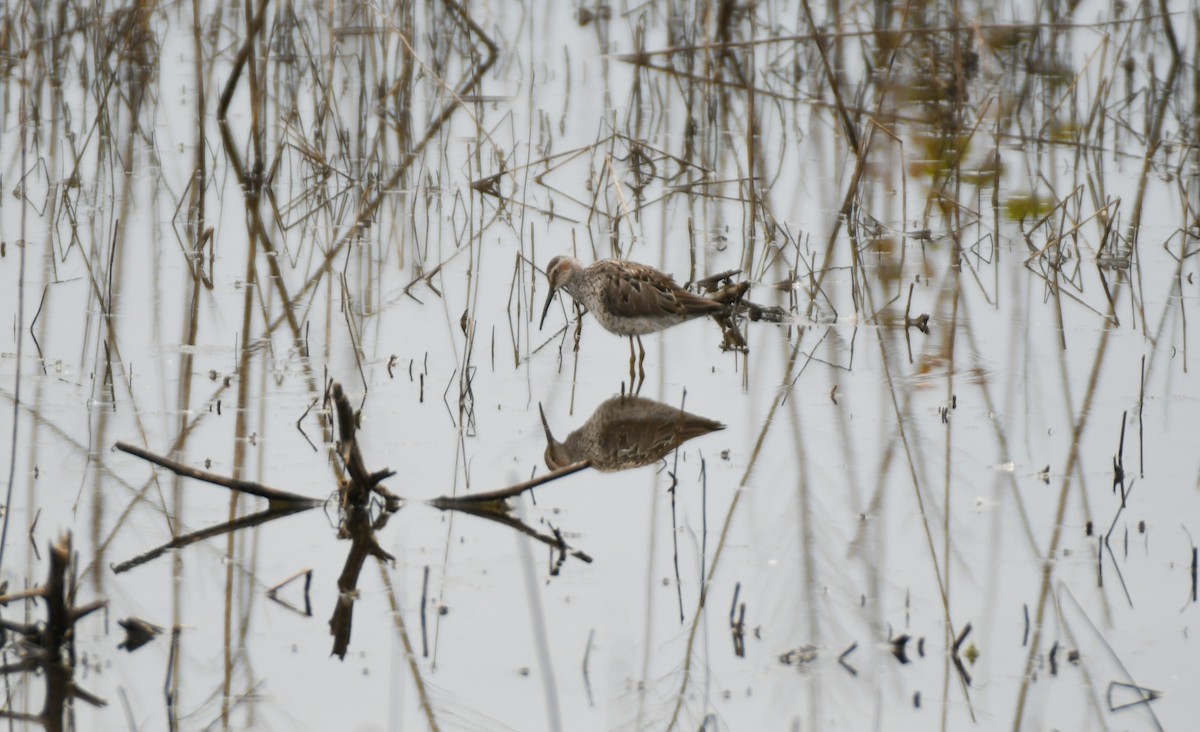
540;256;726;336
539;256;746;386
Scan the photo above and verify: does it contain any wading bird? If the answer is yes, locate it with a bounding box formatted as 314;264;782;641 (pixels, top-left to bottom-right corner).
539;256;744;387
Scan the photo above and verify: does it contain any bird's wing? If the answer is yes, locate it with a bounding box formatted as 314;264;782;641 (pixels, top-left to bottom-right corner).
594;260;725;319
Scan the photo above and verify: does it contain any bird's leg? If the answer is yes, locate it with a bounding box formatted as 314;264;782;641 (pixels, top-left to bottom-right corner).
572;303;584;353
636;336;646;392
627;336;637;392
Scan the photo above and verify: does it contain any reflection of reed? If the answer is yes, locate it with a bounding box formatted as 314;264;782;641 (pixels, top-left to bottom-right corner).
540;395;723;472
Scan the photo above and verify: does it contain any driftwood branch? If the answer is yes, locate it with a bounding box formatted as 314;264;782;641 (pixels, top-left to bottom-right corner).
330;382;401;509
114;441;321;507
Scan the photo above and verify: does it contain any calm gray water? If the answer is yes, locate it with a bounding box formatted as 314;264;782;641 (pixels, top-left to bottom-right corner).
0;0;1196;730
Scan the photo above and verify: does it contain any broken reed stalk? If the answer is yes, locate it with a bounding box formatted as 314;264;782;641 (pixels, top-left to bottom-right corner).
428;460;591;508
115;441;320;508
263;0;498;342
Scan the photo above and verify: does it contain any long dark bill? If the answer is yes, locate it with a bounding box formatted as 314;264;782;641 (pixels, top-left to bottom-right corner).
537;403;555;441
538;287;558;330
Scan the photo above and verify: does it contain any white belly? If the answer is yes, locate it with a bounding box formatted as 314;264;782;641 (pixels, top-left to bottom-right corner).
593;310;692;336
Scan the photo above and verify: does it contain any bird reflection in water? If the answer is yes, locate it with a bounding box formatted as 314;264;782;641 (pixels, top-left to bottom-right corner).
540;394;723;472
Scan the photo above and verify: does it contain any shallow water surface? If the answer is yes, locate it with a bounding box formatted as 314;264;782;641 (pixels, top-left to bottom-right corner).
0;0;1198;730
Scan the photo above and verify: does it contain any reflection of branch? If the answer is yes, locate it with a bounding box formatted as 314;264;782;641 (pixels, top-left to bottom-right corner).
325;376;408;659
428;461;591;507
951;622;974;686
428;463;594;571
267;569;314;617
0;534;107;729
330;507;396;659
112;504;314;574
114;442;320;508
118;617;164;652
439;502;592;564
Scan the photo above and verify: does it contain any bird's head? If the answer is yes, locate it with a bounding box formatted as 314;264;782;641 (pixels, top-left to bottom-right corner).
539;256;582;329
538;403;573;470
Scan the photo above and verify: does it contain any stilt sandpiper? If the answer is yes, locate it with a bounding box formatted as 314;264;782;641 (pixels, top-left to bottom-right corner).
538;256;746;387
